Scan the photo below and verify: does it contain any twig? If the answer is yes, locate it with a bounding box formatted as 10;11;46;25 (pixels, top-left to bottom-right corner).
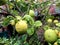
5;4;10;13
14;2;22;15
47;2;54;15
16;5;22;13
0;8;7;12
0;12;16;18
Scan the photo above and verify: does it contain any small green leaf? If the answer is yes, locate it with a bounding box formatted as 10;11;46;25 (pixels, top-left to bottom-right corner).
21;34;27;41
48;43;52;45
23;15;34;25
14;43;19;45
2;16;14;26
43;25;50;30
34;21;42;28
23;15;31;21
10;10;19;16
27;27;34;35
57;39;60;45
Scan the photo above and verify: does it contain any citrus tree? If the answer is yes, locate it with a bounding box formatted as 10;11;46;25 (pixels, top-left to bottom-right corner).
0;0;60;45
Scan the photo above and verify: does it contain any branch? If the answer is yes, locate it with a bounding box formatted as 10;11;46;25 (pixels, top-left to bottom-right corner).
0;12;16;18
0;8;7;12
14;2;22;14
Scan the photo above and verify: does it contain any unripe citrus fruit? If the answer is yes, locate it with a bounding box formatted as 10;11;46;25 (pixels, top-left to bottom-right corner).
10;20;15;26
44;29;57;43
54;42;58;45
54;29;59;35
9;3;14;9
15;16;21;21
29;10;35;17
54;20;58;24
47;19;52;23
15;20;28;33
58;32;60;38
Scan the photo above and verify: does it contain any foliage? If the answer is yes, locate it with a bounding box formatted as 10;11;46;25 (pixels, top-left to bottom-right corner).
0;34;40;45
0;0;60;45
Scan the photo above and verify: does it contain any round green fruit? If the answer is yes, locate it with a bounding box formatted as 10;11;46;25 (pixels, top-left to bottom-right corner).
9;3;14;9
53;20;58;24
29;10;35;17
15;16;21;21
47;19;52;23
58;32;60;38
54;42;58;45
15;20;28;33
10;20;15;26
54;29;59;35
44;29;57;43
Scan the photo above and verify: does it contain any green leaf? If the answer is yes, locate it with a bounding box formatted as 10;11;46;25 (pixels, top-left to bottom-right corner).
43;25;50;30
14;40;20;45
14;42;18;45
21;34;27;42
23;15;31;21
23;15;34;25
2;16;14;26
27;27;34;35
10;10;19;16
57;39;60;45
48;43;52;45
24;42;29;45
29;18;34;25
34;21;42;28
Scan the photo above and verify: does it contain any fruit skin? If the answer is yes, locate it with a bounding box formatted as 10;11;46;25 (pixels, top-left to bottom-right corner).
54;20;58;24
54;42;58;45
44;29;57;43
58;32;60;38
10;20;15;26
9;3;14;9
15;20;28;33
29;10;35;17
16;0;20;2
47;19;52;23
54;30;59;35
15;16;21;21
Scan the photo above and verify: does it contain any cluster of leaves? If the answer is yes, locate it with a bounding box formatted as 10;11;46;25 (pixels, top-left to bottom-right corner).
0;0;51;15
0;34;40;45
2;16;14;26
23;15;42;35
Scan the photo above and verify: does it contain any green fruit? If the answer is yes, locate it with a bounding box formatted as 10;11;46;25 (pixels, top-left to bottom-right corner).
54;42;58;45
34;21;42;27
15;20;28;33
47;19;52;23
54;29;59;35
54;20;58;24
9;3;14;9
29;10;35;17
15;16;21;21
44;29;57;43
10;20;15;26
58;32;60;38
